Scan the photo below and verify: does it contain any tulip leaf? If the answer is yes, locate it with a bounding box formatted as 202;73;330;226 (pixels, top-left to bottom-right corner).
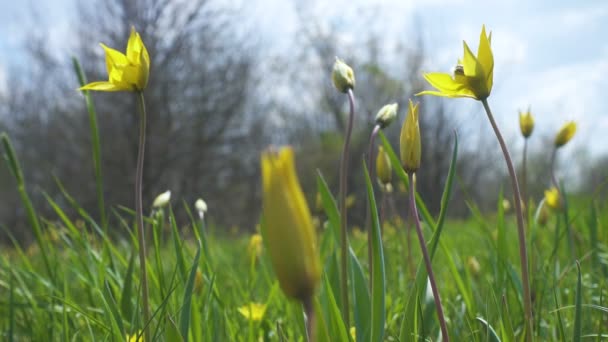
363;161;385;342
180;240;202;341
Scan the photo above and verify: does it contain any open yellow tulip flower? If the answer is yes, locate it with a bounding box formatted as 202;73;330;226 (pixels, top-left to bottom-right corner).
418;26;493;100
79;27;150;92
261;146;321;301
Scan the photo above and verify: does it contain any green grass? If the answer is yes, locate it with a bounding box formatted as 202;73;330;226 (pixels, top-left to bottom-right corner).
0;179;606;340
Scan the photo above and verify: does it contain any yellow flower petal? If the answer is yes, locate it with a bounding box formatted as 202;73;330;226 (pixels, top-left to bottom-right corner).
418;73;476;98
79;81;123;92
462;41;479;78
477;25;494;91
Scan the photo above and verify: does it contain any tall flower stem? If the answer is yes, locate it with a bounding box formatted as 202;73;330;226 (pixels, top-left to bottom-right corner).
135;91;151;341
549;148;575;259
481;99;533;341
366;124;381;285
521;138;529;223
338;89;355;326
408;172;449;341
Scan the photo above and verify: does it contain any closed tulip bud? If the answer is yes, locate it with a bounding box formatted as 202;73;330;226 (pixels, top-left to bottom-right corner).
554;121;576;147
376;145;392;186
544;187;562;211
261;147;321;301
519;108;534;138
331;57;355;93
375;103;398;129
399;100;421;173
152;190;171;208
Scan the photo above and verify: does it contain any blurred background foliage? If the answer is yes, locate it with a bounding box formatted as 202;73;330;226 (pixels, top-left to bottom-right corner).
0;0;605;243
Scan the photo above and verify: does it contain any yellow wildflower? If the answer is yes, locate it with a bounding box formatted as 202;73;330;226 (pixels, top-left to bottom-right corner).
418;26;493;100
331;57;355;93
519;108;534;138
554;121;576;147
237;302;267;321
399;100;421;172
346;194;356;209
376;145;392;187
126;331;143;342
247;234;263;260
350;326;357;341
261;147;321;301
544;187;561;210
80;27;150;92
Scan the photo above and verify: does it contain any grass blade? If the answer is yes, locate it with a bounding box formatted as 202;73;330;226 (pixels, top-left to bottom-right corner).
72;57;107;231
573;261;582;342
180;240;202;341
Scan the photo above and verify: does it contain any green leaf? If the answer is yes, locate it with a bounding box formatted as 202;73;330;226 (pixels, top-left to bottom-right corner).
180;240;202;341
362;161;386;342
166;316;184;342
322;275;349;342
476;317;501;342
349;249;370;342
120;252;136;323
573;261;582;342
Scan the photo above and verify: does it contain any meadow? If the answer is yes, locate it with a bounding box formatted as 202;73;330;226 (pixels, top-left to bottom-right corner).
1;25;607;342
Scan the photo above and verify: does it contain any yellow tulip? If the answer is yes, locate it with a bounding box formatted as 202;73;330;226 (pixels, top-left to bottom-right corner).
376;145;392;186
544;187;561;210
554;121;576;147
261;147;321;301
331;57;355;93
418;26;493;100
80;27;150;92
399;100;421;173
519;109;534;138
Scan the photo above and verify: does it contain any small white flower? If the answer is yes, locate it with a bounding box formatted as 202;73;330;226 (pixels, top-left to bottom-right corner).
195;198;207;213
152;190;171;208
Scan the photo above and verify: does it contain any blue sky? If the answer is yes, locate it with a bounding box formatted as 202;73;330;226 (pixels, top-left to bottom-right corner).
1;0;607;158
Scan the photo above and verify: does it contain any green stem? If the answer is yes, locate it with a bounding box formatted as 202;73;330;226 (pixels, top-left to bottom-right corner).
366;124;381;288
481;99;533;341
136;92;151;341
408;172;449;341
549;148;575;259
338;89;355;326
522;138;528;224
